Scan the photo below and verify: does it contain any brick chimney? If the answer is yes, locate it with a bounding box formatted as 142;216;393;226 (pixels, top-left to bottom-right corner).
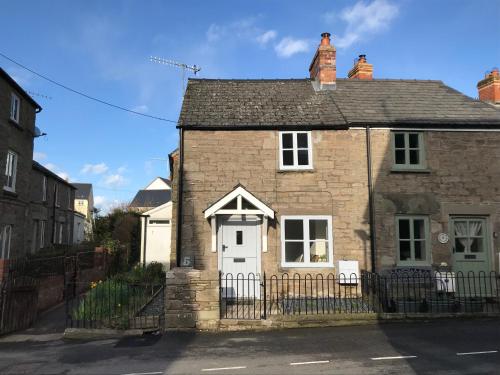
348;54;373;80
309;32;336;91
477;68;500;105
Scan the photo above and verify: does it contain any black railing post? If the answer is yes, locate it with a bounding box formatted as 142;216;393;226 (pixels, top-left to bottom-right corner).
262;273;267;320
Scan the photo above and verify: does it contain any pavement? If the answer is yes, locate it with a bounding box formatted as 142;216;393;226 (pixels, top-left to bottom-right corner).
0;318;499;374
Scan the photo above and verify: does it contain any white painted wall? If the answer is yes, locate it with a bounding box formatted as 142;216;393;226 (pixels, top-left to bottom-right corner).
144;177;171;190
140;202;172;268
73;213;86;244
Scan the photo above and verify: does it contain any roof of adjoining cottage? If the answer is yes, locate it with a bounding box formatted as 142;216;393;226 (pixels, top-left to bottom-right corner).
72;183;93;199
129;189;172;209
178;78;500;129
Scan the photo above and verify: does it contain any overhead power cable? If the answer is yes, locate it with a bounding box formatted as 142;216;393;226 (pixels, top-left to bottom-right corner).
0;51;178;123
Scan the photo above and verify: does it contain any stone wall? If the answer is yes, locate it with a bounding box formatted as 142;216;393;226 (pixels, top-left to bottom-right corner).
165;268;219;330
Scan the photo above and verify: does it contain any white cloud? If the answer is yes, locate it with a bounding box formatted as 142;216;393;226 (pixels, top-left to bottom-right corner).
256;30;277;46
81;163;109;175
44;163;71;181
103;174;127;188
117;165;127;174
275;37;311;58
132;104;149;113
333;0;399;49
94;195;107;207
33;152;47;161
206;23;224;42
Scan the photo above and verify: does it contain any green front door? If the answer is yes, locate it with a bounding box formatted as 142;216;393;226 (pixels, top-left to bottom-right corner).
451;217;494;296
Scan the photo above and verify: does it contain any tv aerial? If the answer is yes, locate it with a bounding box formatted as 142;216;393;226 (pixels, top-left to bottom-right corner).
149;56;201;93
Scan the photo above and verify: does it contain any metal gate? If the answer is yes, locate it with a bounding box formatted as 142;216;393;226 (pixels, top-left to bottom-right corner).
0;277;39;335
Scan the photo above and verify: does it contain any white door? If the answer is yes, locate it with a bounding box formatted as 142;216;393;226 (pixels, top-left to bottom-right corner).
219;216;260;298
146;221;171;267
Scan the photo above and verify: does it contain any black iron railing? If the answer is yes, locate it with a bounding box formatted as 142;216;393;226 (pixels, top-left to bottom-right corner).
219;271;500;320
65;280;165;330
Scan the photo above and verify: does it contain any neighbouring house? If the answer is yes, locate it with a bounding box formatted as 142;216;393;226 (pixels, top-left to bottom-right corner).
170;32;500;280
130;177;172;267
129;177;171;212
73;183;94;241
30;161;76;251
0;67;41;266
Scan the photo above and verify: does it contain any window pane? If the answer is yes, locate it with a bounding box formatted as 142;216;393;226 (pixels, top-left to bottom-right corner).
399;240;411;260
282;133;293;149
309;220;328;240
414;240;426;260
455;238;465;253
236;230;243;245
284;219;303;240
241;198;256;209
285;242;304;262
398;219;410;239
297;150;309;166
310;241;328;262
409;150;420;165
413;219;425;239
395;150;406;164
283;150;294;166
221;197;237;209
469;221;483;237
394;133;405;148
470;238;483;253
409;133;420;148
297;133;308;148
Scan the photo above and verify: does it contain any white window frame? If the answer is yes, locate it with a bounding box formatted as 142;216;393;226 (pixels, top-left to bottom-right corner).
392;132;426;170
281;215;333;268
40;220;45;249
54;183;59;207
67;188;71;209
1;225;12;259
10;93;20;123
4;150;18;192
395;215;431;266
279;131;313;170
42;176;47;202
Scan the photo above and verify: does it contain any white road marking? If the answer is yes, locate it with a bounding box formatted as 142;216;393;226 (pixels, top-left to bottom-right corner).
371;355;417;361
201;366;247;372
456;350;498;356
121;372;163;375
290;360;330;366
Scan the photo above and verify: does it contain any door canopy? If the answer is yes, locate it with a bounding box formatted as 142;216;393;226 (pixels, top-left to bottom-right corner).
203;185;274;219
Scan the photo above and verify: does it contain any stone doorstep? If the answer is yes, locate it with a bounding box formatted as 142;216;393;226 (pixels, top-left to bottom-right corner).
63;328;145;340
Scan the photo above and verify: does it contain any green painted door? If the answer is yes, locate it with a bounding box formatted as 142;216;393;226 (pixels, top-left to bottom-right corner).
451;217;494;296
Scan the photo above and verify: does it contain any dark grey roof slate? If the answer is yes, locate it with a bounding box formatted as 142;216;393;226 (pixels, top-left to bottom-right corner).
129;190;171;208
32;161;76;189
178;78;500;128
72;183;93;199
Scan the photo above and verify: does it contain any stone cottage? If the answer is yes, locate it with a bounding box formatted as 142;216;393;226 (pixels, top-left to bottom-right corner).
170;33;500;280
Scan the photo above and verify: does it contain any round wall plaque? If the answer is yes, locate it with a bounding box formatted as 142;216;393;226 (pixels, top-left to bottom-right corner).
438;233;449;244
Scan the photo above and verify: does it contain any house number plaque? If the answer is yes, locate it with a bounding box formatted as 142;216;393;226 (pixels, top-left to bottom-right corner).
438;233;449;244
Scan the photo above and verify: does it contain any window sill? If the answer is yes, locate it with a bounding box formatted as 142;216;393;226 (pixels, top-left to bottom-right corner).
278;168;315;174
3;188;18;198
8;119;22;130
281;263;334;269
391;168;431;174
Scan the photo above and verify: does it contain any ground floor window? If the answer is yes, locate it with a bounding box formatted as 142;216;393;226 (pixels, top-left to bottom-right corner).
452;217;486;254
281;216;333;267
396;216;430;265
1;225;12;259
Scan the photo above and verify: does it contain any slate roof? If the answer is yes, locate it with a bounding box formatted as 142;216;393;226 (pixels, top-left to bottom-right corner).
178;78;500;128
73;183;93;199
32;161;76;189
129;190;171;208
0;68;42;111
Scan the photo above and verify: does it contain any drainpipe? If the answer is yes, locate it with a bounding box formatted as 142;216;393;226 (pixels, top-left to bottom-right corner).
366;126;377;273
176;128;185;267
142;215;150;267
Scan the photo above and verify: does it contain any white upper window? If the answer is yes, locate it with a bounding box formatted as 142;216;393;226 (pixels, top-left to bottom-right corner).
396;216;430;265
392;132;425;169
281;215;333;268
279;131;313;170
54;183;59;207
1;225;12;259
10;93;20;123
4;150;18;192
42;176;47;201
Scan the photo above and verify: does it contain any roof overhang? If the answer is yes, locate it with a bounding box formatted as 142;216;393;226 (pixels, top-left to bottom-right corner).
204;185;274;219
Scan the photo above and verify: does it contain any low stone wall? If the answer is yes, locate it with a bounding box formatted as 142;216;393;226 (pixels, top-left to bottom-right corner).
165;268;219;330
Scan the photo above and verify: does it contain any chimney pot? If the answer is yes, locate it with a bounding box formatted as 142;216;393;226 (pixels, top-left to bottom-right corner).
320;32;331;46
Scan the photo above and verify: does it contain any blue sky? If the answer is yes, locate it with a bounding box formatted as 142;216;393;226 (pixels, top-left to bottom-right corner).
1;0;499;211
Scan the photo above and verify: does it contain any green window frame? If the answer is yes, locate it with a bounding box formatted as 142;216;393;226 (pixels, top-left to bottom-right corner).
396;216;430;266
392;132;426;170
